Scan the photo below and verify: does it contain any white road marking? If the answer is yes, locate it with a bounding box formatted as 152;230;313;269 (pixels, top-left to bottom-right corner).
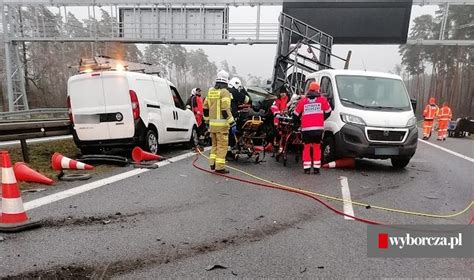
24;148;208;211
339;176;355;220
418;139;474;163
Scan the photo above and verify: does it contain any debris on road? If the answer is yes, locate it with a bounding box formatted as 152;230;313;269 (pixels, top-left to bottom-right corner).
231;271;238;276
318;266;325;269
300;267;307;273
424;195;438;200
255;215;265;220
102;220;111;225
205;264;227;271
0;236;5;242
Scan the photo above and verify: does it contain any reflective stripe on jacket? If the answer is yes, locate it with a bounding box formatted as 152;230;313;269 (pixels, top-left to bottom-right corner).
423;104;439;120
438;106;452;121
203;88;235;133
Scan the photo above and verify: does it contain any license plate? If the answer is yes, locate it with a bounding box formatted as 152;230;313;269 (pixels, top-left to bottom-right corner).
375;148;399;155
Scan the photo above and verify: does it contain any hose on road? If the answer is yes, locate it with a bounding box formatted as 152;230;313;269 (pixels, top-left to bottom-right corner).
194;150;473;223
192;154;382;225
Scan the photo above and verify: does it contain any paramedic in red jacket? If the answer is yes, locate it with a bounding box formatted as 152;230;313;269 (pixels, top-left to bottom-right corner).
293;82;331;174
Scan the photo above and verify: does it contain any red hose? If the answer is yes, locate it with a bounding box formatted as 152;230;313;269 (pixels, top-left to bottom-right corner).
192;155;383;225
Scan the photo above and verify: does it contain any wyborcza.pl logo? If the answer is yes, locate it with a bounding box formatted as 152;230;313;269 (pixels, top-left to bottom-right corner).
367;225;473;258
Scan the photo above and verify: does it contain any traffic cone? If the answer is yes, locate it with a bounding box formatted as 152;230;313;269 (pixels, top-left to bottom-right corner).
131;147;163;165
0;150;41;233
51;152;93;171
13;162;54;185
323;158;356;169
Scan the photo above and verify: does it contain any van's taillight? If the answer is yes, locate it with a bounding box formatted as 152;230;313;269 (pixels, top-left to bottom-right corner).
66;96;73;124
129;90;140;120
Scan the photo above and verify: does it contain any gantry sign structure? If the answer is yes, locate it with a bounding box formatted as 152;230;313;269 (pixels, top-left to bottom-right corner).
1;0;473;111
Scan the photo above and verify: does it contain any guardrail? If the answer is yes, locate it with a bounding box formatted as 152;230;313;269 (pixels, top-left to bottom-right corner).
0;118;72;162
0;108;68;121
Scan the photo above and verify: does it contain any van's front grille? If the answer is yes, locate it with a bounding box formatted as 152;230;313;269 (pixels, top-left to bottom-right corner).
366;129;407;142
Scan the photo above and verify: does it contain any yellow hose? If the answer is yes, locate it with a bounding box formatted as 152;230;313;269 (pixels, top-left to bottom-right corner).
198;151;473;219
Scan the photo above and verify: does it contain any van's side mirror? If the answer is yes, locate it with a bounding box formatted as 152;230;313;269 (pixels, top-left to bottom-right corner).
410;98;417;113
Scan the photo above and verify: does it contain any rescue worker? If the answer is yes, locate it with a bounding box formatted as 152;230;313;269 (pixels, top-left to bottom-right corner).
228;77;250;117
203;70;235;174
422;97;439;140
271;86;289;152
293;82;331;174
437;102;452;141
186;88;206;142
228;77;250;151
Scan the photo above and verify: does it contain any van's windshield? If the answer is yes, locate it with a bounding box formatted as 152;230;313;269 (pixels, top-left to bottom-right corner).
335;75;411;111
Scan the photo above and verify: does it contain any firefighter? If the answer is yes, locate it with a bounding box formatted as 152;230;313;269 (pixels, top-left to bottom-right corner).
422;97;439;140
228;77;250;117
271;86;289;152
203;70;235;174
293;82;331;174
228;77;250;150
437;102;452;141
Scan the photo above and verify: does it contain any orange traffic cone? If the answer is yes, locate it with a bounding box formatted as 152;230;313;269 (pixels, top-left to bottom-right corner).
0;150;41;233
132;147;163;165
51;152;93;171
323;158;356;169
13;162;54;185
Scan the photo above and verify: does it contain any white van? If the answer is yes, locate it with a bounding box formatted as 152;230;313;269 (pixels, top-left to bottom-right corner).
305;70;418;168
67;71;197;154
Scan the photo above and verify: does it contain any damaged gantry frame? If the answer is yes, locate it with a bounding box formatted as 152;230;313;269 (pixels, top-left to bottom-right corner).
271;12;350;95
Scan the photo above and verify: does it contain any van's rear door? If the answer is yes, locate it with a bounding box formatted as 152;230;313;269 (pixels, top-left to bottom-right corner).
69;73;111;140
102;72;135;139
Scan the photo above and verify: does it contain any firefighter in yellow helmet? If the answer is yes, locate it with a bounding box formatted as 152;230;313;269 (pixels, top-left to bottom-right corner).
203;70;235;174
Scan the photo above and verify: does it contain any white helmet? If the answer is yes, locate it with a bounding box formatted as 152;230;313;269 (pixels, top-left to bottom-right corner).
215;70;229;84
229;77;243;90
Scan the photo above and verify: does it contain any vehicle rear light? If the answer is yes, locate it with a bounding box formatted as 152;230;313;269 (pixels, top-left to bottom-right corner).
66;96;74;124
129;90;140;120
91;73;100;77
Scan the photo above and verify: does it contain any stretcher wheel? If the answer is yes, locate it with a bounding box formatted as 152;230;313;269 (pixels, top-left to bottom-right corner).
275;154;280;162
283;158;287;166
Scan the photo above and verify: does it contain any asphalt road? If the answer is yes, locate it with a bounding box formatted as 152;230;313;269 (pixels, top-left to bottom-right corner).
0;137;473;279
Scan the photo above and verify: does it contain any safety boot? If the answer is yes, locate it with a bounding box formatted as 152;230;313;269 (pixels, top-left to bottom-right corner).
215;169;230;174
313;168;320;175
304;169;311;174
210;165;215;171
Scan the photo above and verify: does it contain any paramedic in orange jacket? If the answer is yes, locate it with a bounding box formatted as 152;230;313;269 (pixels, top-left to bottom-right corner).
437;102;452;141
422;97;439;140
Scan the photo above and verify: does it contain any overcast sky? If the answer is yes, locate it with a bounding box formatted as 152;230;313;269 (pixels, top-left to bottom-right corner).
186;5;439;80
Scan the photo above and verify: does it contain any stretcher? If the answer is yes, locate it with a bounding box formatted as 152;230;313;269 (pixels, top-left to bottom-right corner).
230;107;268;163
274;114;303;166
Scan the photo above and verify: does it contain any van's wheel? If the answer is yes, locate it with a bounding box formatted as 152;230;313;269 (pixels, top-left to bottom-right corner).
144;129;159;155
187;126;198;149
391;156;411;169
322;136;336;164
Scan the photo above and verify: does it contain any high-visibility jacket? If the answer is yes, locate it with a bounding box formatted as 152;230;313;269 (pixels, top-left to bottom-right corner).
293;94;331;132
271;95;289;116
191;95;204;126
203;87;235;133
423;104;439;120
438;105;452;121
